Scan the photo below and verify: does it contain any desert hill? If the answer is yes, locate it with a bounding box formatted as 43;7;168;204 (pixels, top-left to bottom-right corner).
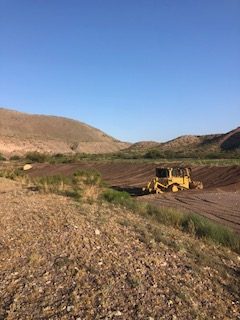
128;127;240;154
0;108;129;156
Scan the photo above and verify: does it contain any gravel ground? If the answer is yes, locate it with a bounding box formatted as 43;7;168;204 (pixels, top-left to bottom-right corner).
0;185;240;319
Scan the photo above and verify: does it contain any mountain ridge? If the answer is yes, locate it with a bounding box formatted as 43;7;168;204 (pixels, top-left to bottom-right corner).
127;127;240;153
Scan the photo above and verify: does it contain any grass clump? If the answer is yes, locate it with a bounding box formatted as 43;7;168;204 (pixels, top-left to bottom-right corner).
101;189;138;211
32;175;71;192
31;174;80;200
25;152;48;163
32;174;84;200
0;168;24;180
9;155;21;161
73;169;103;186
31;169;103;202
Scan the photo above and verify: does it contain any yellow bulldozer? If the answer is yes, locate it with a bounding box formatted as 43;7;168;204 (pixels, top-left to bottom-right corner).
143;167;203;194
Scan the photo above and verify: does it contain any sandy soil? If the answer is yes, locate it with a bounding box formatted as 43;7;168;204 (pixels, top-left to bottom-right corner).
29;163;240;233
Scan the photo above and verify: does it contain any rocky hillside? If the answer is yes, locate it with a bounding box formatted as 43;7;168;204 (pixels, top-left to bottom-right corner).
0;108;129;156
128;127;240;154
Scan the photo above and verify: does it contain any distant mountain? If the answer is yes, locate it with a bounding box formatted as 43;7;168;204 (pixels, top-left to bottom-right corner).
0;108;129;156
127;127;240;154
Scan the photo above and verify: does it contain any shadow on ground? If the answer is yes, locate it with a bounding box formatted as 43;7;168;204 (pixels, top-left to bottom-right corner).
112;186;147;197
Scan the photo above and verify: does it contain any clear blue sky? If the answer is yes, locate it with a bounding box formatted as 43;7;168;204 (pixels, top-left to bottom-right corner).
1;0;239;142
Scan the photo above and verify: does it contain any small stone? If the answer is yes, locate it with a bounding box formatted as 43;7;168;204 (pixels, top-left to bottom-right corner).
67;305;74;312
168;300;173;306
23;164;32;171
95;229;100;235
115;311;122;316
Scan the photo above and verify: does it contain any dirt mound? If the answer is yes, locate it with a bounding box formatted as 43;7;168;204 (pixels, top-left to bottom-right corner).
0;108;129;156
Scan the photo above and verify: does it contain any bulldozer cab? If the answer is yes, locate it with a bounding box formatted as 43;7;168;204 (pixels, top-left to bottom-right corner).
156;168;169;178
156;167;191;179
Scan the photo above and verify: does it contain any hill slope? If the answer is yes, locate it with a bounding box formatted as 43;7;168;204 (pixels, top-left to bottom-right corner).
128;127;240;154
0;108;129;155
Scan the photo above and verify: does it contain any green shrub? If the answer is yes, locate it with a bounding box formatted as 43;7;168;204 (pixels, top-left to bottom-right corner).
0;168;24;179
73;169;103;186
10;155;21;161
25;152;48;163
205;153;221;159
32;175;69;191
0;154;6;161
144;149;165;159
49;153;73;164
101;189;138;211
144;205;185;227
